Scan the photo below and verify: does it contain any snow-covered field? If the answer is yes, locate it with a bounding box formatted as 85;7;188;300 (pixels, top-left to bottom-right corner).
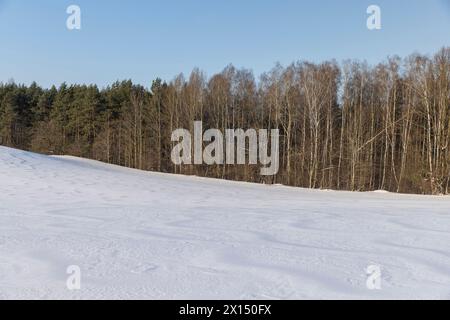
0;146;449;300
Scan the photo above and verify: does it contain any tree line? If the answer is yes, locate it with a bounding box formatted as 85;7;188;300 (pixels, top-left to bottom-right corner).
1;48;449;195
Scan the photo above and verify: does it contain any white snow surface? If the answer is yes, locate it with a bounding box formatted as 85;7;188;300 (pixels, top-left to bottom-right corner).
0;146;449;300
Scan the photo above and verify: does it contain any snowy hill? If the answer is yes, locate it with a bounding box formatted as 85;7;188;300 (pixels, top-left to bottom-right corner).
0;146;449;299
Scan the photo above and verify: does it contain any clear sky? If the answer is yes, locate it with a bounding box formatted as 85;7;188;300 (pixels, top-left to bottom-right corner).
1;0;450;88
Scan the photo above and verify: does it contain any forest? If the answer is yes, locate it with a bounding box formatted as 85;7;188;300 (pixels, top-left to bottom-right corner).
1;48;449;195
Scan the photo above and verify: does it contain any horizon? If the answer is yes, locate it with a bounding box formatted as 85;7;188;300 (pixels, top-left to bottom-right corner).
2;45;450;90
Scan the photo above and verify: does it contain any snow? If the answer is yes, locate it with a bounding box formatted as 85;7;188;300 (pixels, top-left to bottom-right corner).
0;145;449;300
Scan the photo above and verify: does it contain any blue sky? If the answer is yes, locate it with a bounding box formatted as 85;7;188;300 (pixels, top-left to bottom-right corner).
0;0;450;88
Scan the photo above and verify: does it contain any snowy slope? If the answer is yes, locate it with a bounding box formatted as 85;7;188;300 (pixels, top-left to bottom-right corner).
0;146;449;300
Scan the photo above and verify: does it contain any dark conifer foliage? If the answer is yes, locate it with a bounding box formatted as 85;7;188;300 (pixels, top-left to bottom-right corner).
1;49;449;194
